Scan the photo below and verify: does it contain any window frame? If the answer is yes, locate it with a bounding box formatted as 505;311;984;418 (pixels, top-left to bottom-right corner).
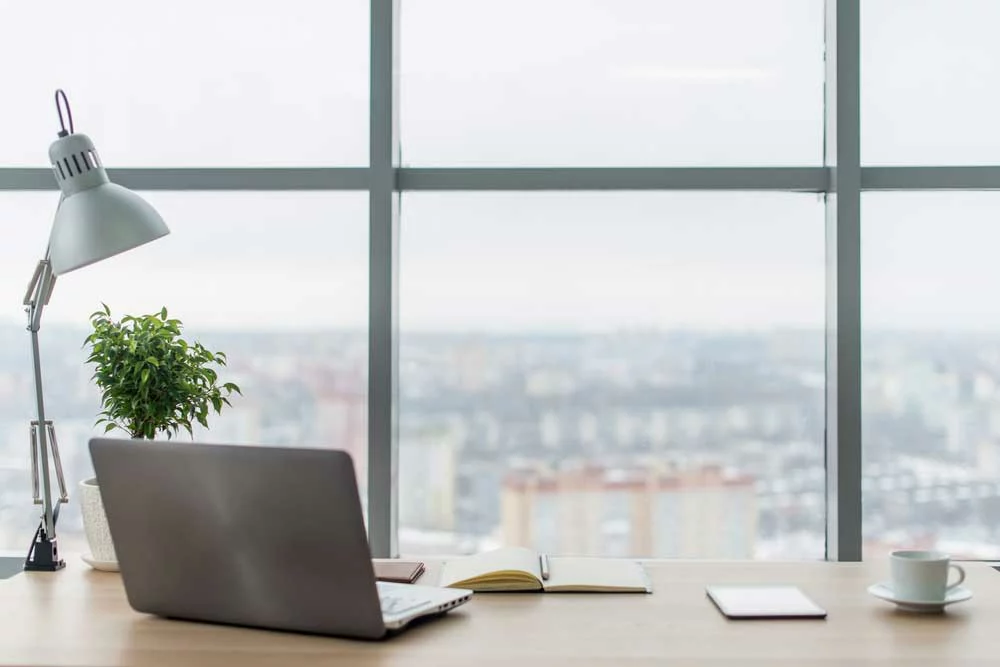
3;0;996;560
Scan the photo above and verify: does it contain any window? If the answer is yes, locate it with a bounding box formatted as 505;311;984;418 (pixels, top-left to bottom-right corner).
0;1;369;166
862;192;1000;559
402;0;824;166
0;192;368;553
398;192;826;558
862;0;1000;165
5;1;997;563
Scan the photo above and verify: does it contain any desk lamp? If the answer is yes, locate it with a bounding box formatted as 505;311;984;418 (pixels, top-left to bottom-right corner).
22;90;170;570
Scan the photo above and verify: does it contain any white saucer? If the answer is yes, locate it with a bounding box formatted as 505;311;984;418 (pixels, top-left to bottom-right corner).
81;554;119;572
868;582;972;613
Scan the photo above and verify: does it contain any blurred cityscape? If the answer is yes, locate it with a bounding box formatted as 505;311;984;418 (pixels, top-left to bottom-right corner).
1;324;999;560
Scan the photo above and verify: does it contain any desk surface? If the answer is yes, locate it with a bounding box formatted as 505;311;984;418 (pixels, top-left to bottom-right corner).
1;558;998;666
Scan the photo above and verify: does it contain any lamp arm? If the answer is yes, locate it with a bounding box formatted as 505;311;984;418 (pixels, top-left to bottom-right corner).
24;257;56;332
24;257;59;539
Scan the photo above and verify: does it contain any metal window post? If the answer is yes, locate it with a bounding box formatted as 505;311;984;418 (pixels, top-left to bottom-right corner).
368;0;401;558
824;0;863;561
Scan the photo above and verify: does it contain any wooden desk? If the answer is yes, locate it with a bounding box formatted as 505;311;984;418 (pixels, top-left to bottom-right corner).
0;559;997;666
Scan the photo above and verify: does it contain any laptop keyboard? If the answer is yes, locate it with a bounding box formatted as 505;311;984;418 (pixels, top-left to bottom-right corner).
380;593;427;616
377;583;432;617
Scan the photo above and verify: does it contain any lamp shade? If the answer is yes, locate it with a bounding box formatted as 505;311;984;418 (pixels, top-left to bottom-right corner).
46;132;169;275
48;183;169;275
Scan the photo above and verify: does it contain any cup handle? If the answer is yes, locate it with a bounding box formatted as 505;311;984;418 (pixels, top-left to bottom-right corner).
947;564;966;591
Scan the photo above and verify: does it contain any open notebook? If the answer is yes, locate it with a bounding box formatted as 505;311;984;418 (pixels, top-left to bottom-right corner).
438;547;652;593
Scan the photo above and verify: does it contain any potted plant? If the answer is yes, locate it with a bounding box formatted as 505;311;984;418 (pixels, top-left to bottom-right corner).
79;305;241;568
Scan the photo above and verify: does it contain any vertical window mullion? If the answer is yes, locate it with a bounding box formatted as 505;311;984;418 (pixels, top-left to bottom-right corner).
368;0;401;558
824;0;863;562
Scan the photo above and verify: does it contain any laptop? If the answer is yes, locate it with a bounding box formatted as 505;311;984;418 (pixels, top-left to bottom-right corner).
89;438;473;639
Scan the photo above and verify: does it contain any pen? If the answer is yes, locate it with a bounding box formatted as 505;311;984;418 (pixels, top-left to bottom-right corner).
539;553;550;581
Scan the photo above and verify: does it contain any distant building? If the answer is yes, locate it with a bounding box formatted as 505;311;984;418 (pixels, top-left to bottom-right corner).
192;399;264;446
399;430;459;532
540;412;561;450
309;367;366;488
501;461;757;558
524;369;576;397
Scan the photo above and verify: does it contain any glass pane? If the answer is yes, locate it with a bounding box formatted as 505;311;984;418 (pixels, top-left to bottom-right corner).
402;0;824;167
862;0;1000;165
863;192;1000;559
0;192;368;554
399;192;826;559
0;2;368;167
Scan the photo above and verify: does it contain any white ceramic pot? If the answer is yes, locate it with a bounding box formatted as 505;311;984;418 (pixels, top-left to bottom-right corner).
79;477;117;565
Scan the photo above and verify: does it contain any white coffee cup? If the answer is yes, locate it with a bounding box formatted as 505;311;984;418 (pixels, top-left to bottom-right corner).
890;550;965;602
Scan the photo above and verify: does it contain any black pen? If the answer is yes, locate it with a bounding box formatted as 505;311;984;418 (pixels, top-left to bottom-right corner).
539;553;550;581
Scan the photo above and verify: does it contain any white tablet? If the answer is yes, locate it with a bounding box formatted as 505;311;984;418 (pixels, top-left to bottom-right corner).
706;585;827;619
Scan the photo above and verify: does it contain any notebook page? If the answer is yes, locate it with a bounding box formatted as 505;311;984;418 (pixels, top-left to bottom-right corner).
543;557;651;592
439;546;542;588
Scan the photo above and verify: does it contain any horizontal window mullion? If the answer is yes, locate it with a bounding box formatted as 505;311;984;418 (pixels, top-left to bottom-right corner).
399;167;827;191
862;166;1000;190
0;168;370;191
2;166;827;192
7;165;1000;193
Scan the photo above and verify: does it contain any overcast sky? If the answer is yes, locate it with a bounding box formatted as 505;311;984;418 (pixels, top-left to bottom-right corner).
1;0;998;332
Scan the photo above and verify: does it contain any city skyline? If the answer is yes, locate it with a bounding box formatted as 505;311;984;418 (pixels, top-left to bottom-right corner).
1;323;997;562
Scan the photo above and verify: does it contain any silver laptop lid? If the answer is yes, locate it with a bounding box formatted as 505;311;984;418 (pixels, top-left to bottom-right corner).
90;438;387;638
